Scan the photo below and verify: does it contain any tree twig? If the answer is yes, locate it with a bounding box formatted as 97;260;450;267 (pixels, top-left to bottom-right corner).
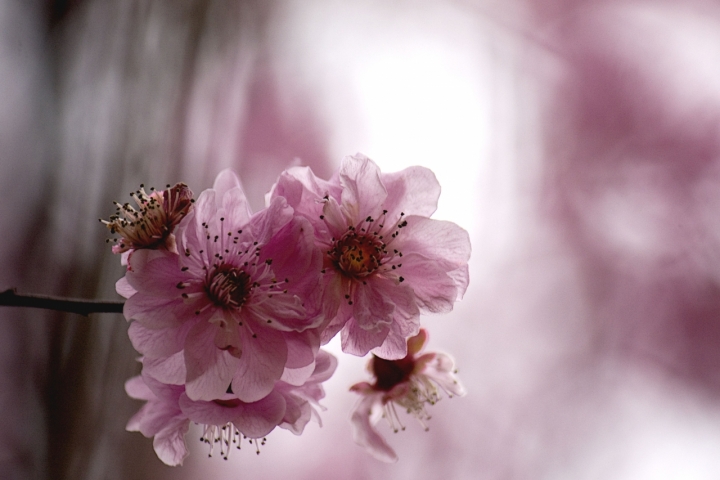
0;288;124;317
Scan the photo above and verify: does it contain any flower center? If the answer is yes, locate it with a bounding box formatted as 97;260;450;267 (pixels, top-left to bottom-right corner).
330;232;385;278
371;355;415;391
102;183;193;253
206;264;253;309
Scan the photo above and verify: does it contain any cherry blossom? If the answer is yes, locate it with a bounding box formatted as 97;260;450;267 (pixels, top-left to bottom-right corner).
349;328;465;463
122;170;323;403
269;153;471;359
102;182;193;255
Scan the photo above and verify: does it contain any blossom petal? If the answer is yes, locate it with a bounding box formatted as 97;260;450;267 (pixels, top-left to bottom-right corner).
341;319;389;357
152;416;190;466
381;165;440;218
339;153;387;221
350;395;398;463
395;253;465;314
231;325;288;403
128;321;194;358
184;322;239;401
392;216;471;266
142;352;187;385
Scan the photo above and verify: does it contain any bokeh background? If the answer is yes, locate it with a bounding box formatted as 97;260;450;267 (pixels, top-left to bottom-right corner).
3;0;720;478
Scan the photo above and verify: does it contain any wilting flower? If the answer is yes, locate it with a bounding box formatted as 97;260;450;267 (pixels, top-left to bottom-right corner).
122;170;323;403
126;349;337;466
349;328;465;463
270;153;471;359
102;182;193;255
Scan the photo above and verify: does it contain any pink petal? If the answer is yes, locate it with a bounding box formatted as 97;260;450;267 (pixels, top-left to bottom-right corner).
142;352;187;385
341;319;389;357
152;416;190;466
371;328;409;360
395;253;465;314
380;165;440;218
352;279;395;330
115;276;136;299
128;321;194;358
392;216;471;266
350;395;398;463
339;154;387;221
231;325;288;403
184;322;240;401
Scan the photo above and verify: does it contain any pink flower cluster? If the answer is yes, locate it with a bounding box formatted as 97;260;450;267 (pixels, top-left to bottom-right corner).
105;154;470;465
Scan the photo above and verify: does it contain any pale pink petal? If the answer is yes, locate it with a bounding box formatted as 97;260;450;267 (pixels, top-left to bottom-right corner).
283;329;319;370
115;276;136;299
244;196;294;246
142;352;187;385
341;319;389;357
179;389;287;438
423;353;466;397
231;325;288;403
371;327;409;360
392;216;471;266
339;154;387;221
395;253;465;314
152;416;190;466
125;375;153;402
281;362;316;386
380;165;440;218
352;279;395;330
350;395;398;463
128;321;195;358
184;322;240;401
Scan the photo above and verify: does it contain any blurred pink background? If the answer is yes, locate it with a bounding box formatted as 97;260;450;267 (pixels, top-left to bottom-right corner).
3;0;720;478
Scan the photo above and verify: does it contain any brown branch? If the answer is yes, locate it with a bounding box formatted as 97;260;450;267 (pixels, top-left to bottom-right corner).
0;288;124;317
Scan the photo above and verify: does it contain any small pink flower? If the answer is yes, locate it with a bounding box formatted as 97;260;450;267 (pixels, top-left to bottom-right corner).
349;329;465;463
102;183;193;255
270;154;471;358
126;351;337;465
122;170;323;403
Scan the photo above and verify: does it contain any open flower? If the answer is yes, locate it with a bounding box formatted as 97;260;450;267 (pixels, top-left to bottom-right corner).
102;182;193;255
122;170;323;403
349;328;465;463
269;153;471;359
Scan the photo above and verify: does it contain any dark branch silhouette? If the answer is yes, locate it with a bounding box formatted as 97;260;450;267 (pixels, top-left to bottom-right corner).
0;288;124;316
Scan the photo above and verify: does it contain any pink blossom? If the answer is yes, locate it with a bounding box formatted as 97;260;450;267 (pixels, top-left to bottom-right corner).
126;351;337;465
270;153;471;358
102;182;193;255
122;170;323;403
349;328;465;463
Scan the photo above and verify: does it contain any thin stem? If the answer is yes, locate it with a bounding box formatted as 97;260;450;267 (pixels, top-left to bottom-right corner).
0;288;124;317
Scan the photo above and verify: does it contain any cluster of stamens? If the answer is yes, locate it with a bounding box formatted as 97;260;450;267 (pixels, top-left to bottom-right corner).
323;209;408;303
200;422;267;460
175;218;292;327
101;183;193;253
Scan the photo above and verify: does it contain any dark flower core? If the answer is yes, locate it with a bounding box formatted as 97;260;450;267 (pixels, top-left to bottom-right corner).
330;232;385;278
372;354;415;391
206;264;252;309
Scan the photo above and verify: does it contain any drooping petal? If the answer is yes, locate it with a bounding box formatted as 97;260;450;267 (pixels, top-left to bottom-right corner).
341;319;389;357
350;394;398;463
152;416;190;466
